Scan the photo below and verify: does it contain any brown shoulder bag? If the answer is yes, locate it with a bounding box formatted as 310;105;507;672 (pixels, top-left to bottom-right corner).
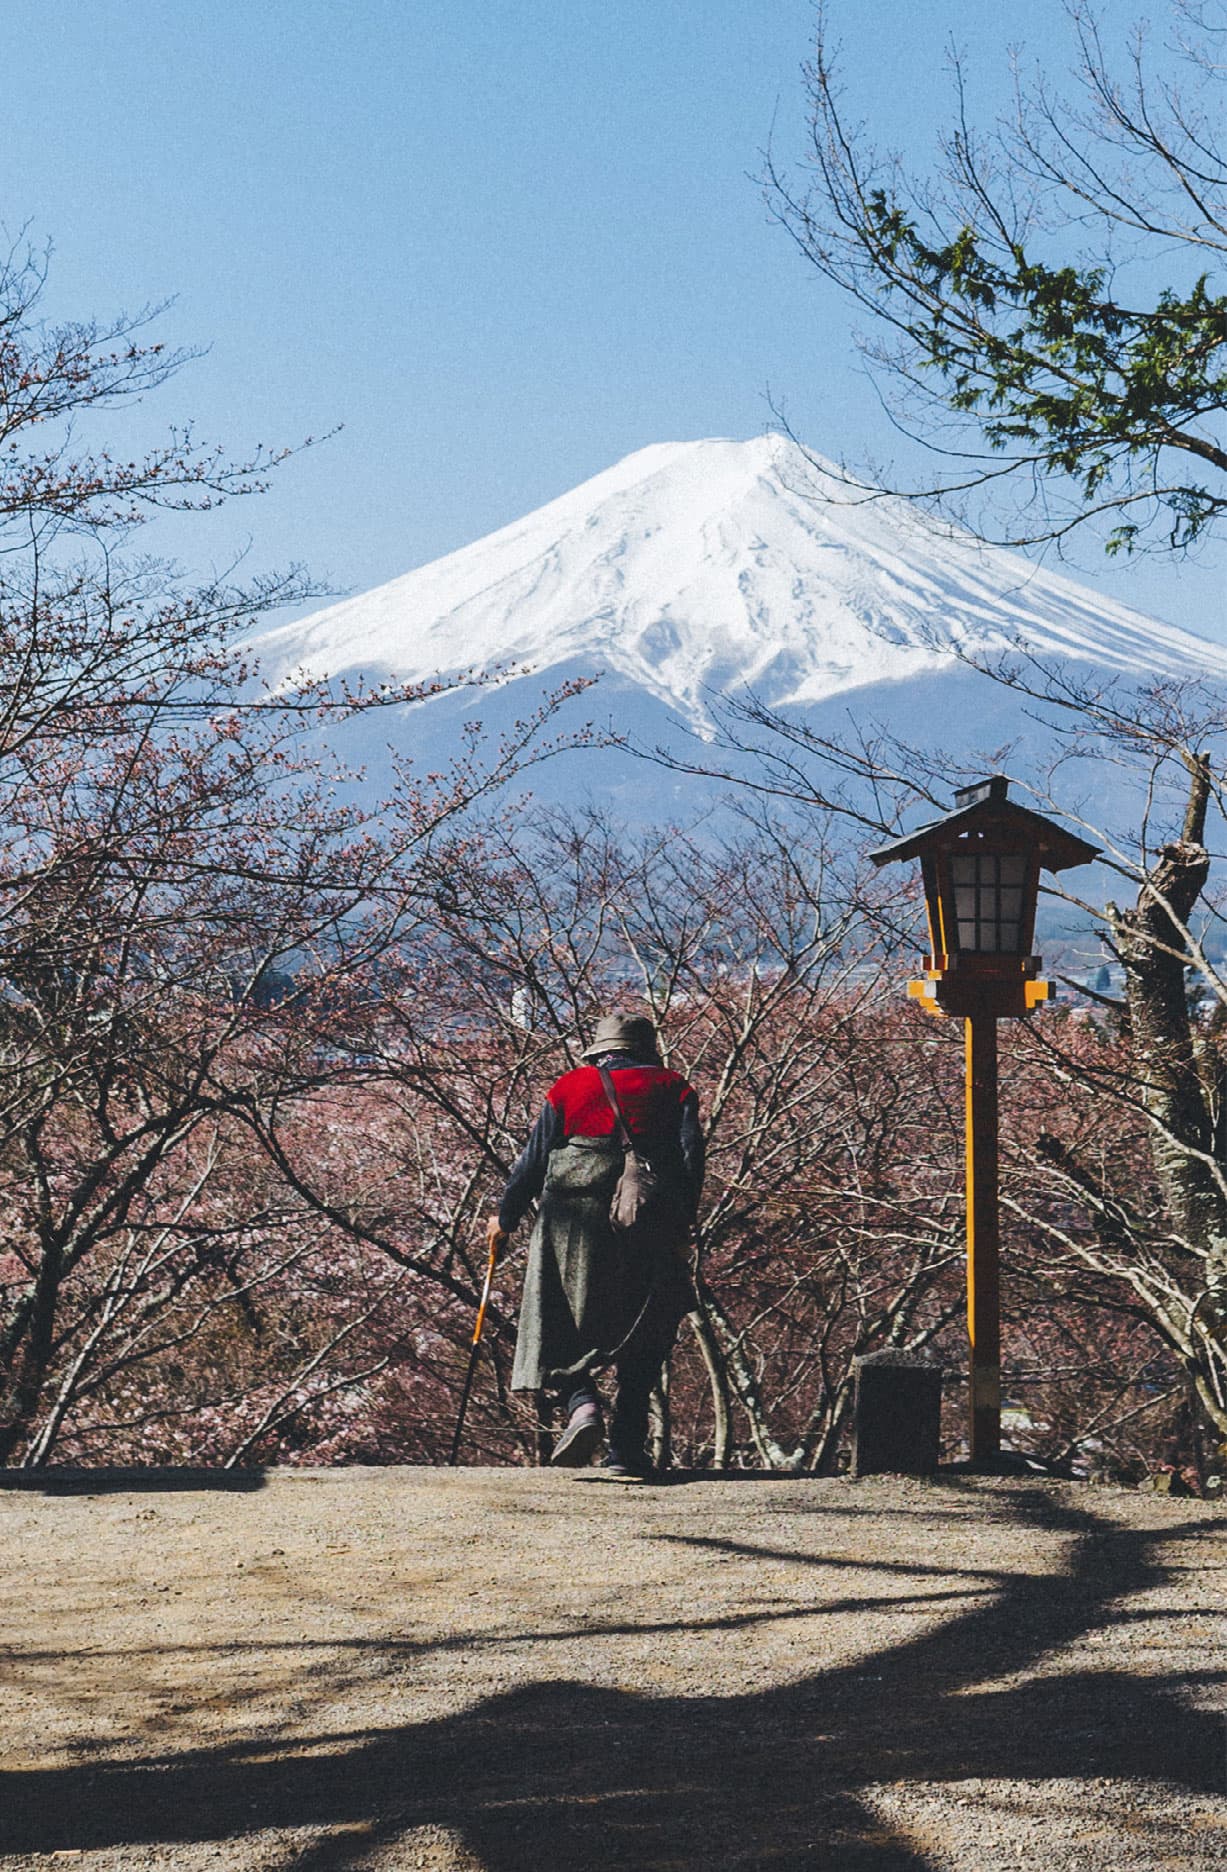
595;1064;677;1243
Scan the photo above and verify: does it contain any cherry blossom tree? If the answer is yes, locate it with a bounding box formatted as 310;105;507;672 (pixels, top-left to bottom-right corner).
0;243;581;1465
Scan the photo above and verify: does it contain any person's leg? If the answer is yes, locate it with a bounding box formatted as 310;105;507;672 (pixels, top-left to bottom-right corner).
608;1330;668;1474
549;1374;605;1467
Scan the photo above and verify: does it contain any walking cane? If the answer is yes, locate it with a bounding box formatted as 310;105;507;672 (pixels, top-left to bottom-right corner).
449;1222;505;1465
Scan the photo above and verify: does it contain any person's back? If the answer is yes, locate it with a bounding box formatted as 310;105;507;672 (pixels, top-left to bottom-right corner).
532;1056;695;1187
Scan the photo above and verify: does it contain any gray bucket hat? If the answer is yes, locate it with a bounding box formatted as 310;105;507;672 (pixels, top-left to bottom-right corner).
581;1012;660;1060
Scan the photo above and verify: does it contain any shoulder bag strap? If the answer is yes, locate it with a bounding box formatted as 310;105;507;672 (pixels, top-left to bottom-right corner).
595;1063;636;1153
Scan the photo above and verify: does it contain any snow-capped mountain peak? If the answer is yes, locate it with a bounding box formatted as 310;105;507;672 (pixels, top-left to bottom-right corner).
251;433;1227;728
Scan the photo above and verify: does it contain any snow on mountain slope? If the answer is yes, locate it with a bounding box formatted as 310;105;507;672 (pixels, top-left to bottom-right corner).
251;434;1227;730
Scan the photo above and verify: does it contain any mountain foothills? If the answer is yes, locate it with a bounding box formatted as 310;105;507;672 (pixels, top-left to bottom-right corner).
251;435;1227;767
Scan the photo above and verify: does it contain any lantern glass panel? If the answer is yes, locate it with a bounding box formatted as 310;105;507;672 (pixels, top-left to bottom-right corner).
948;850;1029;953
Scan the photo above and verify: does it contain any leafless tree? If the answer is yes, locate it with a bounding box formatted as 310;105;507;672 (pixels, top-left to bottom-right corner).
0;245;583;1465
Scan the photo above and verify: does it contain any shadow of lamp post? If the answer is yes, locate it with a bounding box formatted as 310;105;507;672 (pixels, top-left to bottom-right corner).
871;776;1099;1465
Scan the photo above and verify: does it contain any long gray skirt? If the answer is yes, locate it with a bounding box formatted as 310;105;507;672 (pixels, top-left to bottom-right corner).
510;1136;693;1392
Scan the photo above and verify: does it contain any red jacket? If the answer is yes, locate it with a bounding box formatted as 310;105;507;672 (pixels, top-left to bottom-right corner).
498;1056;704;1232
547;1063;694;1139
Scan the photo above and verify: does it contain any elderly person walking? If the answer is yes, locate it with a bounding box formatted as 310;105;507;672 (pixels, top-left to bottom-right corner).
489;1013;704;1480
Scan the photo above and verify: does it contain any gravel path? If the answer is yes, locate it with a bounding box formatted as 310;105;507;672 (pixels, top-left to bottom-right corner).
0;1467;1224;1870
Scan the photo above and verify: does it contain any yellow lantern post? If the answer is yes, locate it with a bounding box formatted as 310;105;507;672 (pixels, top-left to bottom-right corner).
872;777;1098;1464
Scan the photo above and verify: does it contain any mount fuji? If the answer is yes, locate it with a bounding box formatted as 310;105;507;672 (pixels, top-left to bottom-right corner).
250;434;1227;819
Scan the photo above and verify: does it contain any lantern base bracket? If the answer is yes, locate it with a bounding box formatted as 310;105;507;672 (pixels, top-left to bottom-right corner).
908;954;1049;1019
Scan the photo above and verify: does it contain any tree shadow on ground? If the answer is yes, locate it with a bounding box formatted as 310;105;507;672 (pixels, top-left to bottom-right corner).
0;1466;266;1495
2;1487;1222;1869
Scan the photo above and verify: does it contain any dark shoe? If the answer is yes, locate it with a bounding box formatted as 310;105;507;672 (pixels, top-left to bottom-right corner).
593;1452;654;1483
549;1400;604;1467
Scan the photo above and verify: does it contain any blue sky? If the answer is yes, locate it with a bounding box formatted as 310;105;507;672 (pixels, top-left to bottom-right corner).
7;1;1223;637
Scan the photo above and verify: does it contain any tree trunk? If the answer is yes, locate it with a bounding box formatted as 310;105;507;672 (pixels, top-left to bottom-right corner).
1113;757;1227;1286
686;1292;733;1468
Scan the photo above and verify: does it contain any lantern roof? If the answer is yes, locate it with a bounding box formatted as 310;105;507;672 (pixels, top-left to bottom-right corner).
869;775;1100;873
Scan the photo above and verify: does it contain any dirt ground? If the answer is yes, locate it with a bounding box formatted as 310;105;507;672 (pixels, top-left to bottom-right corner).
0;1465;1224;1871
